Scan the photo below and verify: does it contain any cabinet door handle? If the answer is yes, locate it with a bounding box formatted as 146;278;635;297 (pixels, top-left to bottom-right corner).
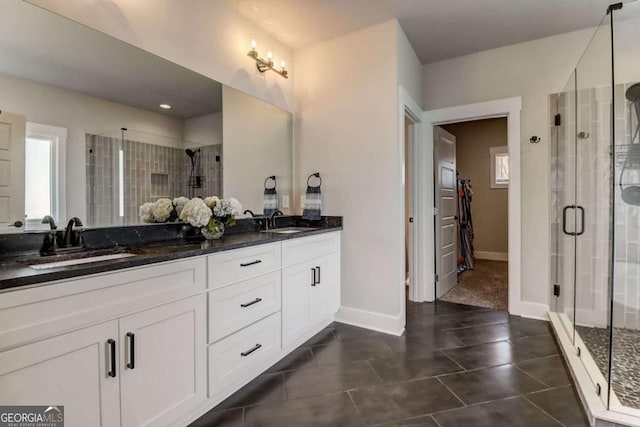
241;297;262;308
240;343;262;357
240;260;262;267
311;268;316;286
107;339;116;378
315;266;321;284
126;332;135;369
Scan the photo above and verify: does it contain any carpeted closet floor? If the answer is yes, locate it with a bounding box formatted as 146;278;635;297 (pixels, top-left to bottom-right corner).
441;260;508;310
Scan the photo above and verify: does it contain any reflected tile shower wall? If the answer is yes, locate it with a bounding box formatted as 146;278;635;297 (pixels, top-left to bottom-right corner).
86;135;222;226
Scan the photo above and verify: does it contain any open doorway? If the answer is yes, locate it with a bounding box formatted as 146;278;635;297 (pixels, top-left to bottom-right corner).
434;118;509;311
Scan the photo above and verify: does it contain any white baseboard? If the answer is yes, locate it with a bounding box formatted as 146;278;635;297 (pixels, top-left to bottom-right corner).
335;305;405;336
510;300;550;321
475;251;508;261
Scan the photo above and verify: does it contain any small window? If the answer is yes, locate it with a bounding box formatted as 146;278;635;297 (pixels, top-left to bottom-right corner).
24;123;67;229
490;146;509;189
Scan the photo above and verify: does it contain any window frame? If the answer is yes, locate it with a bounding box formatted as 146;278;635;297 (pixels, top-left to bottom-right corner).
490;146;509;189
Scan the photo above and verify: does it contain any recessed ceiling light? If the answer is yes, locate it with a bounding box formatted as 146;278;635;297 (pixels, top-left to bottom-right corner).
159;103;172;110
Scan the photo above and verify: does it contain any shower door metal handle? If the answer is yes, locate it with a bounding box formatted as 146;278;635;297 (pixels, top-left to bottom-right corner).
576;206;585;236
562;205;575;236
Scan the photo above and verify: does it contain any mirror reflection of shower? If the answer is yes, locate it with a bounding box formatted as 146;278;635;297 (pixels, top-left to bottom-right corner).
620;83;640;205
186;148;202;198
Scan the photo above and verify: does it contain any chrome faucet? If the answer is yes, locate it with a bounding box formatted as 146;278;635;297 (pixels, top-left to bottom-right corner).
266;210;283;230
62;217;83;247
42;215;57;230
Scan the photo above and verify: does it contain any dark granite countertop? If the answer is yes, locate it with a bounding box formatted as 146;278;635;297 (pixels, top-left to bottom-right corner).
0;217;342;292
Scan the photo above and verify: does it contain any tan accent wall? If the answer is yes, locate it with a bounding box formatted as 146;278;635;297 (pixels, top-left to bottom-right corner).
443;118;508;255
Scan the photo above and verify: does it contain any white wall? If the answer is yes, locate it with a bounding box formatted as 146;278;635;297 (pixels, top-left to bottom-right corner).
0;72;182;223
26;0;294;113
295;21;421;333
183;112;223;147
422;28;594;305
223;86;293;215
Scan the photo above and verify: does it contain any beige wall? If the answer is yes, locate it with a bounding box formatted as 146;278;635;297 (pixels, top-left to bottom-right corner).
443;118;508;255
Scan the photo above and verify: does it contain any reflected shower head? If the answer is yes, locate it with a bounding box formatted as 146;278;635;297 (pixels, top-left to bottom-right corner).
186;148;195;158
626;83;640;103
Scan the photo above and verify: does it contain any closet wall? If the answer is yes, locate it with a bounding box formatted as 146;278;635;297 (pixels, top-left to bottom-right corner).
443;118;508;259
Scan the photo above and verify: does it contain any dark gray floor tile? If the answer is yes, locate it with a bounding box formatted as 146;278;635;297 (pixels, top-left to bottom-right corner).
508;317;553;337
244;392;363;427
284;360;381;399
510;334;560;357
516;355;572;387
446;323;525;346
373;414;439;426
301;327;337;347
216;373;285;410
405;313;465;330
330;322;391;341
455;310;509;327
383;332;464;353
311;338;395;365
350;378;463;424
455;303;494;313
444;340;537;370
433;396;561;427
406;301;463;317
369;351;463;383
188;408;243;427
439;364;547;404
526;386;590;427
265;347;316;373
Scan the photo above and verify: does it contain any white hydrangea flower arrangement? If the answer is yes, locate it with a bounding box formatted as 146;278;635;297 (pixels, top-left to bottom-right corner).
140;196;242;239
139;198;176;223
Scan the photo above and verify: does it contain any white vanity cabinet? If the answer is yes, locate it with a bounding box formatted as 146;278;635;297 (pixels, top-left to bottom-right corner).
0;230;341;427
281;234;340;348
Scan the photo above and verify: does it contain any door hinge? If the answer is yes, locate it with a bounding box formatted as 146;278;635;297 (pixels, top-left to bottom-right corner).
433;207;439;215
553;284;560;297
554;114;562;126
435;274;439;282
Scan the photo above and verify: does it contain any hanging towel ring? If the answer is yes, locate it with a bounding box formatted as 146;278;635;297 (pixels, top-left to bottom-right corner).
306;172;322;187
264;175;276;189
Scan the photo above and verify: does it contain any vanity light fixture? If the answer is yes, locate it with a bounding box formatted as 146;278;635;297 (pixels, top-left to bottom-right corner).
247;39;288;79
159;103;172;110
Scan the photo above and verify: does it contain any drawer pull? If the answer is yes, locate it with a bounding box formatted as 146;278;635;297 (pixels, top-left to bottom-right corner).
240;260;262;267
241;343;262;357
315;266;321;284
107;339;117;378
126;332;135;369
240;297;263;308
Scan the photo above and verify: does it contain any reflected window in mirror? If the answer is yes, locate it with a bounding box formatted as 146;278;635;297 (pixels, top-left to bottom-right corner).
25;123;66;230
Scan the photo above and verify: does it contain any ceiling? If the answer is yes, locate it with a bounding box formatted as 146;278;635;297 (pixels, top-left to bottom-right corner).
228;0;615;64
0;1;222;120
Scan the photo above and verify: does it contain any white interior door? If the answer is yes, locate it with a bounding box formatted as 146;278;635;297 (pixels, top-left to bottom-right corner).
0;110;26;231
434;126;458;298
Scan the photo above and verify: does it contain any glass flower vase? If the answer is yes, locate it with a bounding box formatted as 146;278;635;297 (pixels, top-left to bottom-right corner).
201;218;225;240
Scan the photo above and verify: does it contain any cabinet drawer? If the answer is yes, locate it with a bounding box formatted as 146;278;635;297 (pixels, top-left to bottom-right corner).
282;232;338;267
208;243;281;288
208;313;281;397
209;271;281;343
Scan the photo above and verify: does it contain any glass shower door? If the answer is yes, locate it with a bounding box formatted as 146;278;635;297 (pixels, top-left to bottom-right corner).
550;71;577;340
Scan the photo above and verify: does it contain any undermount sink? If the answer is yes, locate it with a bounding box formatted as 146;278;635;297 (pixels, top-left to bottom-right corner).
260;227;318;234
28;253;137;269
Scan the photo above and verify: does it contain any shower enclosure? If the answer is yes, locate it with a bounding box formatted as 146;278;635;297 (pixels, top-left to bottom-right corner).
550;0;640;420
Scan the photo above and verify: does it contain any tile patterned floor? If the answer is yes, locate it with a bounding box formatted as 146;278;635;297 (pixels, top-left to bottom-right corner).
191;301;589;427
